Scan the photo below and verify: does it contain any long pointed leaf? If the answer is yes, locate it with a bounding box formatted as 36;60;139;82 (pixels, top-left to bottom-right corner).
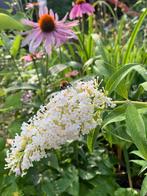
126;104;147;160
0;13;25;30
123;10;147;64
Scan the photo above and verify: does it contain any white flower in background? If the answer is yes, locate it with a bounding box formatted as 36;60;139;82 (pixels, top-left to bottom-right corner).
5;80;115;176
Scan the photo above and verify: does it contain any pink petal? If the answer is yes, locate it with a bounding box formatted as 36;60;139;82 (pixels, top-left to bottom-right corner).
44;35;52;55
22;29;40;47
21;19;38;27
55;13;59;21
77;5;83;17
63;20;79;28
29;32;43;53
49;9;55;19
39;5;48;17
81;3;94;15
54;31;67;47
69;5;79;19
61;13;68;22
55;27;77;40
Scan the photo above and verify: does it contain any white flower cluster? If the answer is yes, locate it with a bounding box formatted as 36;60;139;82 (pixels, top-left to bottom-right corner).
5;80;115;176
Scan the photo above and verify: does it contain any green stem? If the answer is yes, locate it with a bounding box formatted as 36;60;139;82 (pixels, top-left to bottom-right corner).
78;18;89;61
44;54;49;100
11;56;24;81
113;100;147;106
33;59;43;99
4;44;23;81
59;47;62;63
123;147;133;188
74;141;79;167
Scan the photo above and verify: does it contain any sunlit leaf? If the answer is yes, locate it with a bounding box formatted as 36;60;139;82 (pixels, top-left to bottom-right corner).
10;35;22;57
0;13;25;30
126;104;147;160
140;175;147;196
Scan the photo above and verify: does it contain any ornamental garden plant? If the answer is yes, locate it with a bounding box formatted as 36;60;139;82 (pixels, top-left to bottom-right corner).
0;0;147;195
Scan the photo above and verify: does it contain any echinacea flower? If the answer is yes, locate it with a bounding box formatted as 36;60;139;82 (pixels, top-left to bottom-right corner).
69;0;94;19
22;6;78;55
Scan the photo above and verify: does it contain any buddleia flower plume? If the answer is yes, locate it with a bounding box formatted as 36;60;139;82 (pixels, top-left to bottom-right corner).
5;80;115;176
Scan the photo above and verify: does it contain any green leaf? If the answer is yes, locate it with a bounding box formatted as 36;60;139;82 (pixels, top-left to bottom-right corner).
103;105;147;130
0;137;5;151
6;83;38;93
0;88;6;97
10;35;21;57
79;169;98;180
133;66;147;81
116;81;129;99
8;119;23;137
105;64;141;94
114;188;138;196
87;128;99;153
48;153;60;171
94;59;109;77
22;185;36;196
4;92;22;109
88;176;119;196
41;180;56;196
0;13;25;30
123;10;147;64
105;126;132;147
102;104;126;128
126;104;147;159
56;166;79;195
131;150;145;159
131;159;147;167
49;64;68;75
135;82;147;98
1;181;23;196
131;159;147;174
141;175;147;196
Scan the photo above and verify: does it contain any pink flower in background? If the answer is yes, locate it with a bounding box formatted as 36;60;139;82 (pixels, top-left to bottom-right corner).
69;0;94;19
25;3;35;10
65;70;79;78
21;54;32;62
106;0;139;17
21;52;43;62
22;6;78;55
25;2;43;10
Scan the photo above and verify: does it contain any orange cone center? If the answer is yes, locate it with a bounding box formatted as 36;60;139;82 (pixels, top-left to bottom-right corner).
76;0;85;4
38;14;55;33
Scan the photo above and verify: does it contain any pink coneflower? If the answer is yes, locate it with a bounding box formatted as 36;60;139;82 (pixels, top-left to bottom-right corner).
22;6;78;55
69;0;94;19
21;52;43;62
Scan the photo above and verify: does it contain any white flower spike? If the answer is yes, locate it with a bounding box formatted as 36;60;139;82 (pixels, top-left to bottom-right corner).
5;80;115;176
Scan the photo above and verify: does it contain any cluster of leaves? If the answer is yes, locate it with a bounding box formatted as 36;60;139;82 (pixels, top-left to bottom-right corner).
0;0;147;195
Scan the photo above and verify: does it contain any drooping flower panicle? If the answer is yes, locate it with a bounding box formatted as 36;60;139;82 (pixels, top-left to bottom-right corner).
69;0;94;19
22;6;78;55
5;80;115;176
